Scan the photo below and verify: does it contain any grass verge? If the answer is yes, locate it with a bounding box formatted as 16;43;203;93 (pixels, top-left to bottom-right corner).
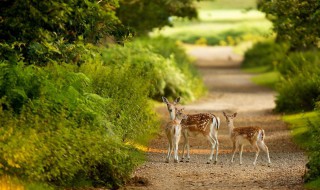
283;111;318;149
283;111;320;189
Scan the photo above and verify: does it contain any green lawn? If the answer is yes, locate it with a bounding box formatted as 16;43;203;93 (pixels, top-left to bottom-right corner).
151;0;272;46
196;0;257;10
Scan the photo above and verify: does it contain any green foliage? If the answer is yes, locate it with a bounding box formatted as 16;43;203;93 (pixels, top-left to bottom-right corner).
283;111;320;185
117;0;198;36
0;0;126;64
0;0;122;44
258;0;320;50
134;37;206;100
251;71;280;89
97;37;206;102
0;60;157;188
242;40;289;69
275;51;320;112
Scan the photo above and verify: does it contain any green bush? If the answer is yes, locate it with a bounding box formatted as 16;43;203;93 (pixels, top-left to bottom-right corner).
277;51;320;77
275;51;320;112
304;110;320;183
134;37;206;100
99;37;206;102
242;40;289;69
0;60;157;188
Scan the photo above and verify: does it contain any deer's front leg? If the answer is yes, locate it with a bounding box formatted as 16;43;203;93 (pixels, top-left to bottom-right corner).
173;126;181;163
231;141;237;163
166;132;173;163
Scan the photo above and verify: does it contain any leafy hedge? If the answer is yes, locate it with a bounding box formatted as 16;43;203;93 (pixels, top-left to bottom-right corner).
275;51;320;112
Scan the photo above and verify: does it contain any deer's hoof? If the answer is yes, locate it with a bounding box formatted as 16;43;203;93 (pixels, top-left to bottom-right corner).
213;161;217;165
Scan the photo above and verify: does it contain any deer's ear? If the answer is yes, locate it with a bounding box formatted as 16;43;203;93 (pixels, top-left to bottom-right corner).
223;111;227;117
233;112;238;117
174;97;181;104
162;97;169;104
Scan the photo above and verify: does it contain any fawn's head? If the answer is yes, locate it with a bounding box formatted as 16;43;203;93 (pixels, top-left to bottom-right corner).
223;112;237;124
162;97;181;120
175;107;188;121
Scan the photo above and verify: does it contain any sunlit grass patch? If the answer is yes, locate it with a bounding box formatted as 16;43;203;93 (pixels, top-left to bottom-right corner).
152;9;272;46
196;0;257;10
250;71;280;89
283;111;319;149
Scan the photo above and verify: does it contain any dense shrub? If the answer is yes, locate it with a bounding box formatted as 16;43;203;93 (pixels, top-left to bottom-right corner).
133;37;206;100
242;40;289;69
277;51;320;77
0;59;157;188
304;110;320;183
275;51;320;112
99;38;206;102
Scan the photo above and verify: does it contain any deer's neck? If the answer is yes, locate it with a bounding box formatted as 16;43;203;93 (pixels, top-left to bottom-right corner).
169;112;175;120
227;121;235;135
173;118;182;125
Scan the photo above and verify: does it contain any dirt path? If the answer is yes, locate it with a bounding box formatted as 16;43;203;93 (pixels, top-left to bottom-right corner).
121;46;307;190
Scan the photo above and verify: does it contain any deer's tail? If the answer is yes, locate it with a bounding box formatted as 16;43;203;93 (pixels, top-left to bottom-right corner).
212;115;220;130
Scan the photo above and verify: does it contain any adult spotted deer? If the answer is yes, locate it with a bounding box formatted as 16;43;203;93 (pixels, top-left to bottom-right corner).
223;112;271;166
162;97;220;164
165;108;188;163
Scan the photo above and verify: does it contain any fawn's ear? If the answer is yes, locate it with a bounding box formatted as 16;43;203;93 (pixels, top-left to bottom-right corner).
162;97;169;104
233;112;238;117
174;97;181;104
223;111;227;117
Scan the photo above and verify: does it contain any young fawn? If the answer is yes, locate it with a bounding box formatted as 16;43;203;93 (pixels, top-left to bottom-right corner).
162;97;220;164
165;108;188;163
223;112;271;166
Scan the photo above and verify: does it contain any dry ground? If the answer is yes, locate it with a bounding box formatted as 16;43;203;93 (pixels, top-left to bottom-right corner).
121;46;307;190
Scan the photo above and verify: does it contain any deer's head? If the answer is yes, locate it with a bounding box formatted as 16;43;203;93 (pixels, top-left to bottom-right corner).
162;97;181;120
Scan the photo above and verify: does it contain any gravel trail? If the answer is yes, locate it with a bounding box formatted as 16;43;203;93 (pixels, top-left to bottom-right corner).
121;45;307;190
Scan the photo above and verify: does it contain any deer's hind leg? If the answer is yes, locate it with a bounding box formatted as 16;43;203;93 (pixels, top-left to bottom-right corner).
258;140;271;164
